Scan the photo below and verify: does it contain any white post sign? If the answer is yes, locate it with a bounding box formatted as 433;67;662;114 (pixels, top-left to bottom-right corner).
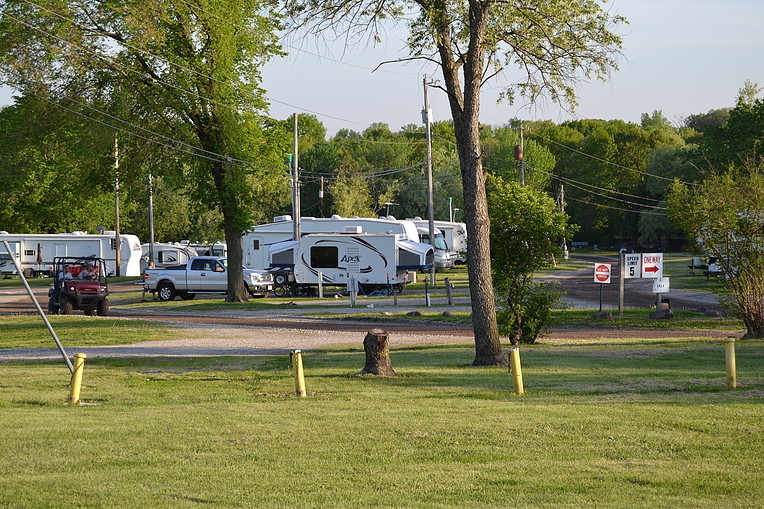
641;253;663;278
624;253;641;279
594;263;611;284
652;277;670;294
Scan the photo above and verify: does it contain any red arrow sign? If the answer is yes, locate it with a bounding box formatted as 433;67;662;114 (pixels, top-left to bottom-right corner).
644;266;660;273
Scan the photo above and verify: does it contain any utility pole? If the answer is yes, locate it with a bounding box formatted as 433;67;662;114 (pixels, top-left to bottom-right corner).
559;184;568;260
114;136;121;277
292;113;300;241
423;76;436;287
148;172;155;265
518;122;525;186
319;176;324;218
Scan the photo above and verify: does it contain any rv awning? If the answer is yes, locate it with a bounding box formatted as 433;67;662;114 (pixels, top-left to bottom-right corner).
397;240;434;270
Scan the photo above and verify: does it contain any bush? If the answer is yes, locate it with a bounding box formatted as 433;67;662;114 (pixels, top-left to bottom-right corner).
496;280;567;344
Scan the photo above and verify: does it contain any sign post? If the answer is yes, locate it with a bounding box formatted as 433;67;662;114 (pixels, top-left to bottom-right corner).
594;263;611;312
620;253;642;316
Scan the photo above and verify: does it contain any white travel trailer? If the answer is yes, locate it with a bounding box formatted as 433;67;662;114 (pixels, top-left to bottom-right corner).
140;243;198;271
242;215;421;271
0;231;143;277
268;231;434;295
407;218;468;264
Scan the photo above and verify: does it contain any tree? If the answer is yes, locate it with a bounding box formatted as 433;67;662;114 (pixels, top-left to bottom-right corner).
286;0;624;365
488;175;574;344
0;0;288;301
667;163;764;339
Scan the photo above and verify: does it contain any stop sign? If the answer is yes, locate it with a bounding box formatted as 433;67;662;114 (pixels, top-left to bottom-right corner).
594;263;611;283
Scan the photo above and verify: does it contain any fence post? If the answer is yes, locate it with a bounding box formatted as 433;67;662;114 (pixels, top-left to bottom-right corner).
725;338;737;388
291;350;307;398
508;347;525;395
68;353;87;405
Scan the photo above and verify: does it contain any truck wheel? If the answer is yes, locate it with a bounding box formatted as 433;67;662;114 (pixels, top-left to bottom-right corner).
60;296;74;315
274;273;288;286
179;292;196;300
97;298;110;316
157;282;176;302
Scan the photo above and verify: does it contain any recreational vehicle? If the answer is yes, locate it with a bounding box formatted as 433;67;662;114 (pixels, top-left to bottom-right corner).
268;231;434;295
407;218;468;264
415;227;454;270
0;231;143;277
140;243;199;271
242;215;421;271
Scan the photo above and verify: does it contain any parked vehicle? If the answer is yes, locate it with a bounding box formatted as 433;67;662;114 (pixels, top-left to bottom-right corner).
415;227;453;270
268;232;433;296
242;214;421;272
407;218;467;264
0;231;142;277
47;257;110;316
142;256;273;301
140;243;198;271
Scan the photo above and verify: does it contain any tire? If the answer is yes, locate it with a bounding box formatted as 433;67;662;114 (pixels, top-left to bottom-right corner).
274;273;288;286
47;299;59;315
179;292;196;300
97;298;110;316
60;296;74;315
273;285;287;298
84;308;95;316
157;282;177;302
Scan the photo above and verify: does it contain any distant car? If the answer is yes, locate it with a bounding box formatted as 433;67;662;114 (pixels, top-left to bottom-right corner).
618;242;648;253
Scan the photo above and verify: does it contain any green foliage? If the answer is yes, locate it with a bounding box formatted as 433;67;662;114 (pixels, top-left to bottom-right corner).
667;163;764;338
488;176;574;343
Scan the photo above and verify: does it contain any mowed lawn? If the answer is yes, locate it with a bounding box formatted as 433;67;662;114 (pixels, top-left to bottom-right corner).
1;337;762;508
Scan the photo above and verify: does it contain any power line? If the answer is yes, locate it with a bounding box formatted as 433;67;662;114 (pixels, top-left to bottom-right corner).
528;130;699;187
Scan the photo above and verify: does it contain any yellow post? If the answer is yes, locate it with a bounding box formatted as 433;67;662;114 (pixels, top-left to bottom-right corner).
68;353;87;405
291;350;307;398
725;338;737;388
508;347;524;395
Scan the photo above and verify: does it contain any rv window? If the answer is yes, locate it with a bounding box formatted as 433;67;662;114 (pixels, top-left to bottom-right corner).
311;246;338;268
24;250;35;256
110;238;118;250
252;239;260;250
158;251;178;263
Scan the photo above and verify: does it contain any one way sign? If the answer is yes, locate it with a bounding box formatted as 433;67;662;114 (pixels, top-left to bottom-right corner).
641;253;663;278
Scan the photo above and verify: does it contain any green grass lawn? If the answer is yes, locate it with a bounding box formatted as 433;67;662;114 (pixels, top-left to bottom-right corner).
1;338;762;508
0;316;187;349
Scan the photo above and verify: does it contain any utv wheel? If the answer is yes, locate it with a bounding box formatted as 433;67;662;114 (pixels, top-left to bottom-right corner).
84;308;95;316
47;299;59;315
157;282;176;302
60;296;74;315
97;298;110;316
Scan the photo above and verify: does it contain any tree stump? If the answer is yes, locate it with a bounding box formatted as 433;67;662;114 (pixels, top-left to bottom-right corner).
356;329;396;376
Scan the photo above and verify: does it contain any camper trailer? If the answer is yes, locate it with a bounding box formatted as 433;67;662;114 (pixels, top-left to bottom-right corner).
0;231;143;277
242;215;421;271
268;231;434;295
407;218;468;264
140;243;199;271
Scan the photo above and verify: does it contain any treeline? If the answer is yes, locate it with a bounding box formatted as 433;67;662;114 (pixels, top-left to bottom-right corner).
1;89;762;247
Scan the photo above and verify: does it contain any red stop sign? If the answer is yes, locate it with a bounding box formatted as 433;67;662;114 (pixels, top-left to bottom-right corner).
594;263;611;283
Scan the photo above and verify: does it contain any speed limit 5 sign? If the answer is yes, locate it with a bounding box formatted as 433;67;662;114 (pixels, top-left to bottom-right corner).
624;253;641;279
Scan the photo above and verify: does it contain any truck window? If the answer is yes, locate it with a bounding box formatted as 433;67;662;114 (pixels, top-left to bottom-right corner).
311;246;338;268
191;259;211;271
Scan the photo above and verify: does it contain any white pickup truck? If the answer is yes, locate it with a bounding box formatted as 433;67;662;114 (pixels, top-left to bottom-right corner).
143;256;273;301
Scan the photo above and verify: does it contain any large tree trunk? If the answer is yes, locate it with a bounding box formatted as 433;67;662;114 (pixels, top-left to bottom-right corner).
435;1;504;366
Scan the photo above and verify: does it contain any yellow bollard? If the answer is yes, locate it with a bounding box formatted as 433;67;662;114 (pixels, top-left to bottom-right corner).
291;350;307;398
68;353;87;405
725;338;737;388
508;347;524;395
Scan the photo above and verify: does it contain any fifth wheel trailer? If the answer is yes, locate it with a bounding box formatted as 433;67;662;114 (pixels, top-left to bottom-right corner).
407;218;468;264
268;232;434;295
242;215;421;271
0;231;143;277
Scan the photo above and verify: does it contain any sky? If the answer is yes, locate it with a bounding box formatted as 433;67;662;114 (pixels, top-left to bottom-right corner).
1;0;763;136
